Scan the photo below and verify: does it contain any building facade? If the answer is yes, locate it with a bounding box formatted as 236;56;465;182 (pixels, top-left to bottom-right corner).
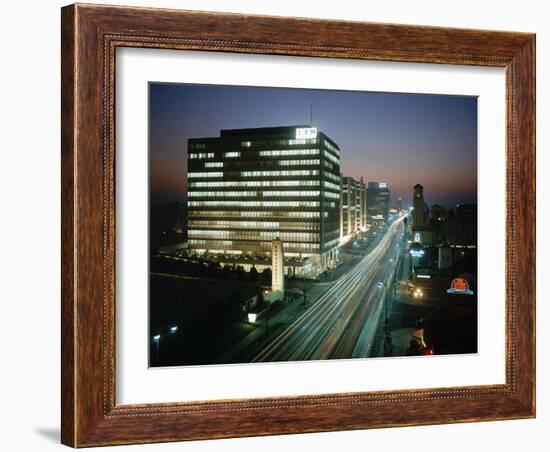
412;183;426;228
341;176;367;238
366;181;390;222
357;178;367;231
186;125;341;276
411;183;432;245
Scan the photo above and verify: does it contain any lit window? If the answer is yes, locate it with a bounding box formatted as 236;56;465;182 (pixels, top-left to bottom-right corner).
324;191;340;200
188;180;320;188
241;170;319;177
324;150;339;164
277;159;320;166
188;200;320;207
188;172;223;178
188;191;258;197
259;149;319;157
323;180;340;191
263;191;320;197
224;152;240;158
323;140;340;156
188;152;214;159
324;172;340;183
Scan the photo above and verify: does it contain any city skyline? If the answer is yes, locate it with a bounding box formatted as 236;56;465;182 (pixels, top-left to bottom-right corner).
149;88;479;366
150;83;478;208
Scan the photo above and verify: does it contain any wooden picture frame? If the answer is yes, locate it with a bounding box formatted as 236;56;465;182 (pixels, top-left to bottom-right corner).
61;3;535;447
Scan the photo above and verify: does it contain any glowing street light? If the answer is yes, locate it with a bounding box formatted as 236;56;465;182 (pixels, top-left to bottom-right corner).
248;313;257;323
152;334;161;364
170;326;178;333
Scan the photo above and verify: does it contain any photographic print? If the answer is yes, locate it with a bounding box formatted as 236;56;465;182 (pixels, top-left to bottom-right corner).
149;83;478;367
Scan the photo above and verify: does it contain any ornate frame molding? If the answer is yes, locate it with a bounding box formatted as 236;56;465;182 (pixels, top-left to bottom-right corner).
62;4;535;447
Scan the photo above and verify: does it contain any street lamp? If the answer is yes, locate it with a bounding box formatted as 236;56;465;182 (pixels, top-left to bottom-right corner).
170;325;178;333
153;334;161;364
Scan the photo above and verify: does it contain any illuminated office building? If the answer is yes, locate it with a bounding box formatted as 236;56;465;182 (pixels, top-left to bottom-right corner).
186;125;341;275
341;176;367;237
366;181;390;222
357;177;367;230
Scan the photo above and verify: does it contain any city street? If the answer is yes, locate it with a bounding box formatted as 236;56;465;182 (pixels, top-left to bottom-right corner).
253;216;405;362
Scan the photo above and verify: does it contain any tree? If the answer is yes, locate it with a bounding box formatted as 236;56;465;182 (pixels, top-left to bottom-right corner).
261;268;272;285
249;265;259;283
235;265;246;281
221;265;232;280
206;261;220;278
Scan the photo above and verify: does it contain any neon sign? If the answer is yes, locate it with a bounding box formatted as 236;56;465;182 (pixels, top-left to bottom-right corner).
446;278;474;295
409;243;425;258
295;127;317;139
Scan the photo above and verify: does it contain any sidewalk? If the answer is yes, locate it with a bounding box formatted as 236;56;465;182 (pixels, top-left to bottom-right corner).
385;327;424;356
372;282;432;357
215;283;330;363
399;252;410;282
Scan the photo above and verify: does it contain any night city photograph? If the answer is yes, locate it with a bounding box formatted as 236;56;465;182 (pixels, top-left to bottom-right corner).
148;83;478;367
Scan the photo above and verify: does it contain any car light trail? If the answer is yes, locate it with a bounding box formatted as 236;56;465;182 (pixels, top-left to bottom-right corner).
252;215;405;363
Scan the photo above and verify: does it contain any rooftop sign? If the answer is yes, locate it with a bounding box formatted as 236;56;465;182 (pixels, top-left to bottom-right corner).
295;127;317;139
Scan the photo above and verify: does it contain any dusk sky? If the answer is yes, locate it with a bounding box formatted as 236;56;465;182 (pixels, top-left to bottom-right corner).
149;83;477;208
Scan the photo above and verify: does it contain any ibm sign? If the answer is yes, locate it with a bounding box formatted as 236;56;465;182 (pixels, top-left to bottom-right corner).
295;127;317;139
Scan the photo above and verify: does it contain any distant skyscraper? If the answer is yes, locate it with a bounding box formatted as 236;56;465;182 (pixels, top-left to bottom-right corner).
341;176;366;237
366;182;390;221
186;125;341;276
341;177;354;236
396;197;403;212
358;177;367;230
